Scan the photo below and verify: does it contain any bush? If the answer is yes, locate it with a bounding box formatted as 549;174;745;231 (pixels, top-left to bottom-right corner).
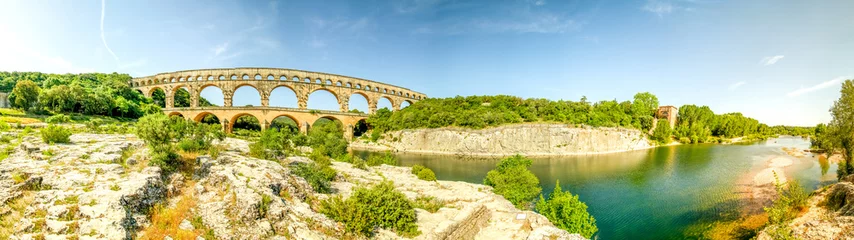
86;118;104;132
411;164;437;181
249;128;297;160
413;196;445;213
136;114;174;147
149;148;181;173
45;114;71;124
320;181;419;237
764;172;809;225
652;121;672;144
307;120;348;157
483;155;541;209
0;121;9;132
367;152;397;166
536;180;598;238
40;124;72;144
291;162;337;193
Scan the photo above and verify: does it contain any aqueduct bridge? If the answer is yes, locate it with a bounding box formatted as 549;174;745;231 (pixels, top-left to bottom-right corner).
129;68;426;139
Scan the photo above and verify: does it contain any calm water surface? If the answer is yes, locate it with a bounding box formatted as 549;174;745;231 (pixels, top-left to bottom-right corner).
354;137;837;239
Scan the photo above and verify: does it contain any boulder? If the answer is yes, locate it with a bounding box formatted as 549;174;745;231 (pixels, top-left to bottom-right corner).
825;182;854;216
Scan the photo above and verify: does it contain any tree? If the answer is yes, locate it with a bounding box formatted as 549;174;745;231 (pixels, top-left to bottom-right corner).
536;180;598;238
11;80;40;110
652;121;672;144
483;155;542;209
826;79;854;179
631;92;659;117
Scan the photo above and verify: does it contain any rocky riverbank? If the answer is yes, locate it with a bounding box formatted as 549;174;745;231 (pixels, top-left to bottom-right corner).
0;129;585;239
351;124;653;156
756;176;854;239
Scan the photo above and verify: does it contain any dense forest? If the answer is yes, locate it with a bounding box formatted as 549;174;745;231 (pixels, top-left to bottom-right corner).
0;71;157;118
367;94;814;143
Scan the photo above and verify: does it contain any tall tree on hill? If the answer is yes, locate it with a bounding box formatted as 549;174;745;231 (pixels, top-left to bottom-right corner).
827;79;854;179
11;80;40;111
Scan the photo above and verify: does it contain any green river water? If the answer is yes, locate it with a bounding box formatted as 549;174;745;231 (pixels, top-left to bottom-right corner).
354;136;838;239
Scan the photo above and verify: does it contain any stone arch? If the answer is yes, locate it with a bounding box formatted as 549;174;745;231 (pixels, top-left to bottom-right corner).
267;74;274;80
193;112;222;124
269;114;300;132
304;77;311;83
307;88;340;111
219;75;226;80
229;113;262;133
255;74;263;80
168;112;184;118
199;84;224;106
233;85;262;106
242;74;250;80
325;79;333;85
292;76;300;82
231;74;238;80
348;92;370;113
377;96;394;110
208;76;214;81
269;85;299;108
401;100;413;109
353;119;369;138
336;81;343;87
312;115;341;127
173;87;192;108
346;82;352;88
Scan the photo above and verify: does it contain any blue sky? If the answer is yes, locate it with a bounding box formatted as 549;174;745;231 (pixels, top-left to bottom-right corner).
1;0;853;126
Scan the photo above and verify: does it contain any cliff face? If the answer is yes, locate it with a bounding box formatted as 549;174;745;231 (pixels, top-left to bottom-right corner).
353;124;653;156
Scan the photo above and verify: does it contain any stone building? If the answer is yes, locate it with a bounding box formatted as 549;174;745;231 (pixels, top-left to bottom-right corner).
656;105;678;128
0;92;9;108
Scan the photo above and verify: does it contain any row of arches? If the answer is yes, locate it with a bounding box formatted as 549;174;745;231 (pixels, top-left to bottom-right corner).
133;73;423;100
167;110;369;138
147;84;411;112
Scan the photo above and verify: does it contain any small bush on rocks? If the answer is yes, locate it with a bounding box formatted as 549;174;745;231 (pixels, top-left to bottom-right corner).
367;152;397;166
483;155;541;209
291;162;336;194
320;181;419;237
40;124;71;144
410;164;437;181
536;180;598;238
45;114;71;124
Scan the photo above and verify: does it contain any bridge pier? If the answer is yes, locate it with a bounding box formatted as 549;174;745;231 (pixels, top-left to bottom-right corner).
344;124;354;141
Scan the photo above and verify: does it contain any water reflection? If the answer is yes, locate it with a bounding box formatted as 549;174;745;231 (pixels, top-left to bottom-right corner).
352;136;833;239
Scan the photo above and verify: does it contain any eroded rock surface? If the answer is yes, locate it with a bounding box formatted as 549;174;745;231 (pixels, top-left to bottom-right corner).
757;182;854;240
351;124;652;156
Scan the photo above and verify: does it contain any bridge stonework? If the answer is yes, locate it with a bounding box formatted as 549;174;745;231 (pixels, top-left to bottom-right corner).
130;68;426;140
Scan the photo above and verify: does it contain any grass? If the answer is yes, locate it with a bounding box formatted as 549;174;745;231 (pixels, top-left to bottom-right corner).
0;108;26;116
139;180;216;240
0;116;41;124
0;192;35;238
413;196;446;213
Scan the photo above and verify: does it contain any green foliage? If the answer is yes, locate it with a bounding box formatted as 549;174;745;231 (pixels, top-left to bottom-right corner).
291;162;337;193
652;122;672;144
483;155;542;209
413;196;446;213
320;181;420;237
764;171;808;225
307;119;348;157
233;115;261;131
135;114;175;147
0;121;9;132
410;164;437;181
367;94;659;134
135;114;224;172
631;92;659;117
149;149;181;173
11;80;40;110
40;124;71;144
249;128;299;160
366;151;397;166
45;114;71;124
536;180;598;238
811;79;854;179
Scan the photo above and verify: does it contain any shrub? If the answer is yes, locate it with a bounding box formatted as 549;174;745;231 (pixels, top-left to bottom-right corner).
320;181;419;237
40;124;72;144
652;121;672;144
370;130;382;142
307;120;348;157
136;114;174;147
291;162;337;193
413;196;445;213
249;128;297;160
483;155;541;209
0;121;9;132
764;172;809;225
411;164;437;181
86;119;104;133
536;180;598;238
367;152;397;166
149;148;181;173
45;114;71;124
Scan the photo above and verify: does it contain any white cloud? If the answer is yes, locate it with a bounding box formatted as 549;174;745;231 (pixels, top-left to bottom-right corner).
787;76;851;97
212;42;229;56
729;81;746;90
760;55;785;66
472;14;579;34
642;0;674;17
100;0;119;62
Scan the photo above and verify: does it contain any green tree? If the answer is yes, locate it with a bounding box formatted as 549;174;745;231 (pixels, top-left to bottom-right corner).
536;180;598;238
826;79;854;179
631;92;659;117
483;155;542;209
11;80;40;110
652;121;672;144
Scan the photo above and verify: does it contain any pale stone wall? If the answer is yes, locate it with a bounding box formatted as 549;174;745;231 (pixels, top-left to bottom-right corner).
0;92;9;108
354;123;654;156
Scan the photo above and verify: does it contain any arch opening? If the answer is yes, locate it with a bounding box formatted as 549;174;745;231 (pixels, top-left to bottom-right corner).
199;85;224;106
270;115;299;133
168;112;184;118
348;93;369;114
195;112;221;125
377;97;393;110
173;87;191;107
353;119;369;138
231;114;261;135
270;86;298;108
401;100;412;109
150;88;166;107
233;85;261;106
307;89;339;111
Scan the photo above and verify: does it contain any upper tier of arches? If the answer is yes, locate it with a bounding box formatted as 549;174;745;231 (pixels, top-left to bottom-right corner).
129;68;425;114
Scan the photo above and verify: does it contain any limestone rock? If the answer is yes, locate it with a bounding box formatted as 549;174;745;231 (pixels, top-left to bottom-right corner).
351;123;653;156
179;219;194;230
826;182;854;216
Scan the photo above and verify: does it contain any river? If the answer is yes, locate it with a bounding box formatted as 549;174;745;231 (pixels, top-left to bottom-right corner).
353;136;838;239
